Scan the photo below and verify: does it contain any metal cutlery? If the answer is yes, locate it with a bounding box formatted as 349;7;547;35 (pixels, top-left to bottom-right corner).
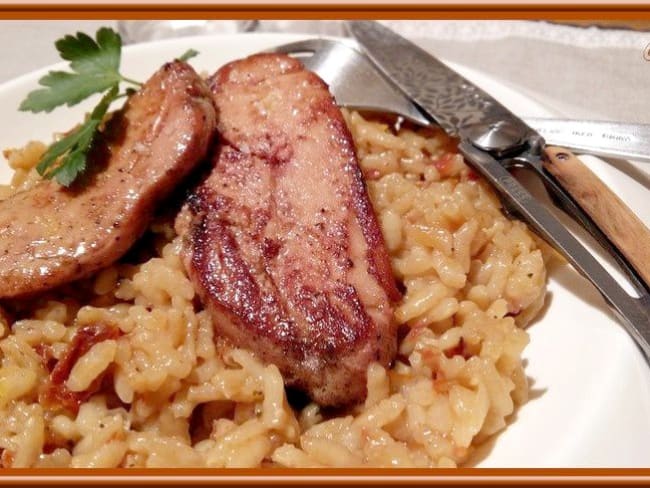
270;24;650;362
524;117;650;165
271;38;650;165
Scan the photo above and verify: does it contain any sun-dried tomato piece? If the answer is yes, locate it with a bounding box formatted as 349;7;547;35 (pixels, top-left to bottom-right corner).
39;321;121;414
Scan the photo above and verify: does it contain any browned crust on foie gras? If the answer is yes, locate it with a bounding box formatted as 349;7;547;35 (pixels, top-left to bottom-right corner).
177;53;400;406
0;61;217;299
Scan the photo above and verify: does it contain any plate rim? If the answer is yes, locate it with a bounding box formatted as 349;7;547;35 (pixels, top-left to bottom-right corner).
0;31;648;468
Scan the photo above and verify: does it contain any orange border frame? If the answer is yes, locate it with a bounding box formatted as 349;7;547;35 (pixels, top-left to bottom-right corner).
1;467;650;484
1;3;650;485
1;3;650;19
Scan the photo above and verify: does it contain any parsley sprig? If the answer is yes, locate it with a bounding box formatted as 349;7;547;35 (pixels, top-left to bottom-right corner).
18;27;199;187
34;86;118;186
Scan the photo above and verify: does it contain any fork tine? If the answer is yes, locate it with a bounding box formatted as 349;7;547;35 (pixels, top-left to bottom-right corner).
267;39;432;127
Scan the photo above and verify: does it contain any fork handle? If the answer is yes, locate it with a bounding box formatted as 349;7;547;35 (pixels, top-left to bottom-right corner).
543;146;650;288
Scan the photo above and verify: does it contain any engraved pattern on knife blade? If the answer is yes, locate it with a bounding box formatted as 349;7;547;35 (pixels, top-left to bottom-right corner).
349;21;520;136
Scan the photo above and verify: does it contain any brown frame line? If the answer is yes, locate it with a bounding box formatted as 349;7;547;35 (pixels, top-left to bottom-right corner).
1;2;650;483
0;468;650;484
2;3;650;19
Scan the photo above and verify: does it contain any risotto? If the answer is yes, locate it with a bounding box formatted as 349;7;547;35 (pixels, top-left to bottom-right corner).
0;111;552;468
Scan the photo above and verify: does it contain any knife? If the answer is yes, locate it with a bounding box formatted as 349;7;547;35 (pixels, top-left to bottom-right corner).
378;94;650;165
348;20;650;362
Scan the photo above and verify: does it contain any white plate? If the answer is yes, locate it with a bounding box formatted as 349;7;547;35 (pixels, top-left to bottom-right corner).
0;33;649;468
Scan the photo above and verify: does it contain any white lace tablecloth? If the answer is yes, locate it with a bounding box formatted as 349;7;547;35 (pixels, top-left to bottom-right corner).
1;19;649;123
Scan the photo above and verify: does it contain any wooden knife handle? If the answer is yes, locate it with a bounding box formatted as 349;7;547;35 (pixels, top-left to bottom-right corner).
543;146;650;287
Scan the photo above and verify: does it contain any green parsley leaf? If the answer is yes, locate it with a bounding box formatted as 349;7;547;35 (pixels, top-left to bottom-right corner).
36;86;118;187
177;49;199;62
56;27;121;76
19;28;123;114
19;70;121;114
18;26;201;187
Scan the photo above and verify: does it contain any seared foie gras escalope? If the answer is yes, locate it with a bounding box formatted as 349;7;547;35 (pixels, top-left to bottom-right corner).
0;61;216;298
177;53;400;406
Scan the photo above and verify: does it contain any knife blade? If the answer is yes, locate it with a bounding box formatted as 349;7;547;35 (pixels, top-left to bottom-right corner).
524;117;650;164
348;20;650;363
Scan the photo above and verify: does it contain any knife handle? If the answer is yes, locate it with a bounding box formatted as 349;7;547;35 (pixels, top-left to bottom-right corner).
543;146;650;288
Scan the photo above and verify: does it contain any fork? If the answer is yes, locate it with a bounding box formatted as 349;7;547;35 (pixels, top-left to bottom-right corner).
269;37;650;300
271;38;431;127
271;38;650;165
